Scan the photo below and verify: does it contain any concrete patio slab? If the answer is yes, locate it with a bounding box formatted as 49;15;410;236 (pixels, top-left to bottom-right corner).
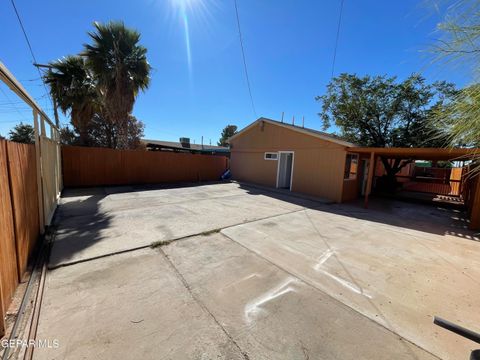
221;204;480;360
50;183;320;267
34;248;245;360
37;183;479;359
163;233;437;360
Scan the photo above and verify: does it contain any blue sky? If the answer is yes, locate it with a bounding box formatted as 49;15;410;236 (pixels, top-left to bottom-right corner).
0;0;468;144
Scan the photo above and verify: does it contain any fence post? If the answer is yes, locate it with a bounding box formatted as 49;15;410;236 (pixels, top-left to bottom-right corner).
33;110;45;234
470;175;480;230
0;141;6;338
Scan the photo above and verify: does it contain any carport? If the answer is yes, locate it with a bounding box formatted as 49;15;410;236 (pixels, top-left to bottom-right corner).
346;147;480;230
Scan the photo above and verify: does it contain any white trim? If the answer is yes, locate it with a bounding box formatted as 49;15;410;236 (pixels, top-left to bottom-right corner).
276;151;295;191
228;117;355;147
264;152;278;160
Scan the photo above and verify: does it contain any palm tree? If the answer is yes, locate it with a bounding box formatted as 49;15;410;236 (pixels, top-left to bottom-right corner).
432;0;480;174
82;21;151;149
44;56;98;145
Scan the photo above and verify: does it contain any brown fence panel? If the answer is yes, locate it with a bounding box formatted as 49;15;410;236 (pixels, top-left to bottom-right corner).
6;141;40;277
62;146;228;187
0;140;19;336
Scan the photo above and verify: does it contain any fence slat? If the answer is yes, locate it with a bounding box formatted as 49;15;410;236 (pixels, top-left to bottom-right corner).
41;137;61;225
6;141;40;277
62;146;228;187
0;140;19;336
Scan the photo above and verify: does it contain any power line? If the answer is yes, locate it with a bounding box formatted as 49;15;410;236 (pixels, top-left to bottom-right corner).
331;0;345;78
233;0;257;118
10;0;54;114
0;86;30;123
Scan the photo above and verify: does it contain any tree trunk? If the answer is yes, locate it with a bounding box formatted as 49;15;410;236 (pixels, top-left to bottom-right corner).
379;157;413;193
78;126;89;146
116;116;130;149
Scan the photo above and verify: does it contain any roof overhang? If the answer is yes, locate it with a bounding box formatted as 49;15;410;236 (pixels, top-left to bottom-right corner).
347;147;479;161
228;118;355;147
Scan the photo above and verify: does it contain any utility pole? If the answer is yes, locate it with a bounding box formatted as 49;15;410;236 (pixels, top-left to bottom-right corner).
281;112;284;123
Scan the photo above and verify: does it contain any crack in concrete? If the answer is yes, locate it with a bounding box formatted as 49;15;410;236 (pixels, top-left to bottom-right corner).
157;247;251;360
48;206;312;270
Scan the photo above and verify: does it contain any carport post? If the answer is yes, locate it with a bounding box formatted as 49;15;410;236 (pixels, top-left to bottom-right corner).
364;151;375;208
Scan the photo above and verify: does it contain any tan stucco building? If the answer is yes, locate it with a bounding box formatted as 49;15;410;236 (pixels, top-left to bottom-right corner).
229;118;359;203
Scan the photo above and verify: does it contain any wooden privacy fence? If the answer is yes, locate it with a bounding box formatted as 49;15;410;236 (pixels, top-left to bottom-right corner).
0;62;62;337
0;125;61;337
0;140;40;337
62;146;229;187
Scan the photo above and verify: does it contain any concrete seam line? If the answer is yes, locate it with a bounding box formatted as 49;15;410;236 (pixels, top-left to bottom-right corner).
49;207;310;269
157;247;251;360
47;245;152;270
219;232;442;360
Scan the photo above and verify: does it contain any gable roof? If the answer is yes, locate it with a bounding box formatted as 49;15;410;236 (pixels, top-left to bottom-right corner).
228;117;355;147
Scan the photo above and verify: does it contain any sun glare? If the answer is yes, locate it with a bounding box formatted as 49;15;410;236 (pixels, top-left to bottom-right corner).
169;0;198;10
167;0;216;81
169;0;199;75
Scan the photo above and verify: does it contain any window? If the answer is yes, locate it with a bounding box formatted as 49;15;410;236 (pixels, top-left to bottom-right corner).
264;152;278;160
344;154;358;180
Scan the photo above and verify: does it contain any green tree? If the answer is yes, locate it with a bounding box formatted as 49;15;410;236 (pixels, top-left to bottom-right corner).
88;114;145;149
45;56;98;146
59;126;79;146
434;84;480;147
431;0;480;173
317;73;456;187
218;125;237;146
59;115;145;149
9;123;35;144
82;21;151;149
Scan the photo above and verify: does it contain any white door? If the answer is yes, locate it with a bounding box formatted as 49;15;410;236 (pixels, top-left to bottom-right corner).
277;152;294;190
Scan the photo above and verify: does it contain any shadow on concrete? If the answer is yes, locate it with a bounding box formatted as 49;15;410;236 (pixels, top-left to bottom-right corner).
49;181;243;267
49;188;112;268
237;182;480;242
51;180;478;268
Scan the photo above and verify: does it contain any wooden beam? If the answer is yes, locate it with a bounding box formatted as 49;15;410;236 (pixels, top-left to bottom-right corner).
33;110;45;234
0;61;56;129
348;146;479;161
364;151;375;208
